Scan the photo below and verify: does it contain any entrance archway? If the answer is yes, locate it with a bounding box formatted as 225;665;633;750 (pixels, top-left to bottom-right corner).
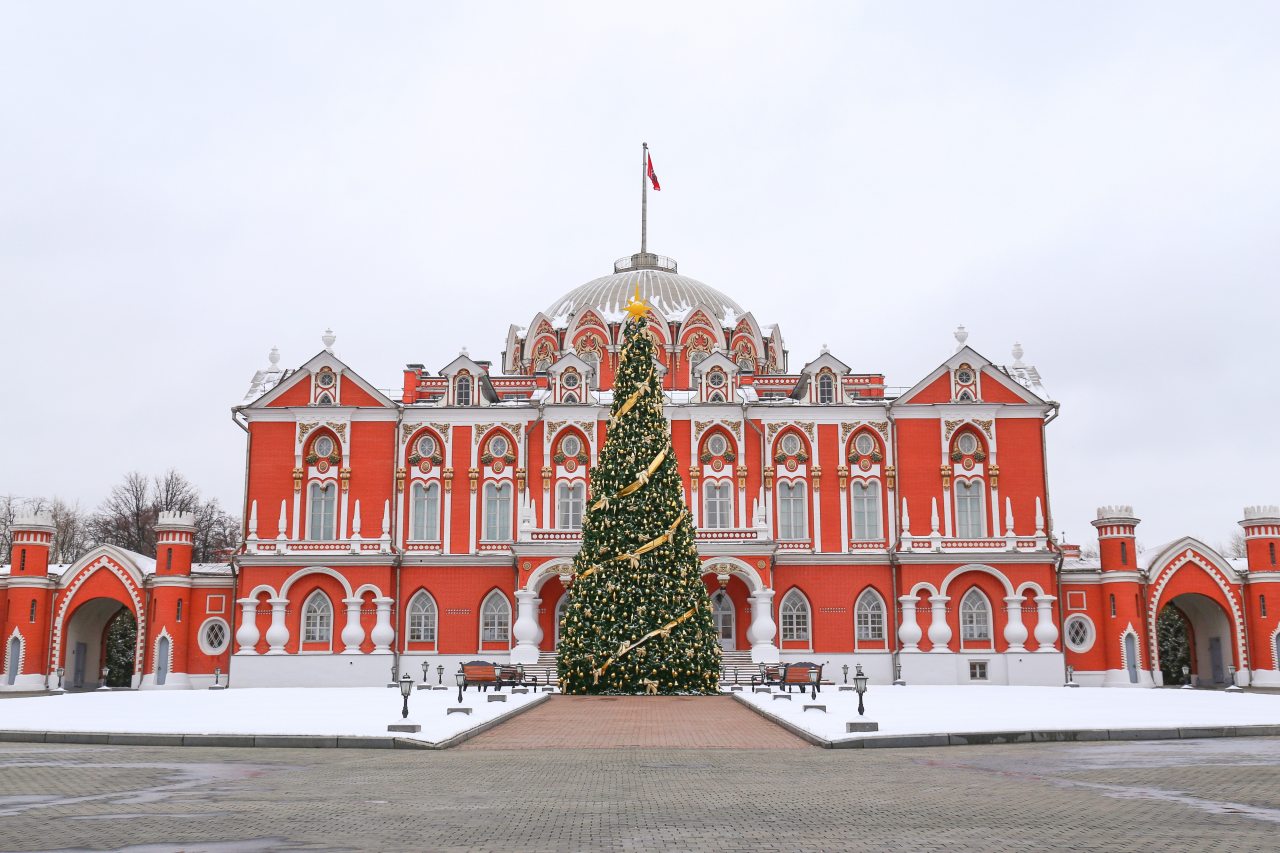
64;598;138;690
1157;593;1232;687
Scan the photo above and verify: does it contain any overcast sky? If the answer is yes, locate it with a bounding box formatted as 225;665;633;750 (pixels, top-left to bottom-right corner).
2;2;1277;550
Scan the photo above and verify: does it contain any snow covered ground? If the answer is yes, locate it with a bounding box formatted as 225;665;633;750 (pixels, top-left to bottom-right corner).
737;686;1280;743
0;687;547;744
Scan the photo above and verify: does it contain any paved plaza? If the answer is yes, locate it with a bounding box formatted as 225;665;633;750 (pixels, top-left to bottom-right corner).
2;711;1280;851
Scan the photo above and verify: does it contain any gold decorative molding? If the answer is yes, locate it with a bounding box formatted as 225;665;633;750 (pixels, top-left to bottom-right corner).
338;467;351;492
326;422;347;442
292;467;304;492
940;464;952;490
468;467;480;492
885;465;896;490
395;466;406;493
541;465;553;491
837;465;850;489
975;419;994;438
297;422;318;441
870;421;889;440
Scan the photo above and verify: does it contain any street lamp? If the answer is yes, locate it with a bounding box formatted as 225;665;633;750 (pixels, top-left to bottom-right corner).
55;667;65;690
437;664;444;685
455;671;466;703
807;667;820;701
852;664;869;717
398;673;413;719
1226;665;1242;692
1181;664;1192;689
1065;665;1079;687
100;665;110;689
214;666;222;687
842;664;849;685
421;660;429;683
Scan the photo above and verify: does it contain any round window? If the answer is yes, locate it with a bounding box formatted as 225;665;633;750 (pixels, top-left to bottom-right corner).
957;433;978;455
781;434;802;456
316;370;336;388
707;371;726;388
854;433;875;456
314;436;334;458
1065;616;1094;652
956;367;974;385
199;619;230;655
417;435;437;457
562;371;580;389
707;435;728;457
489;436;509;457
562;435;581;457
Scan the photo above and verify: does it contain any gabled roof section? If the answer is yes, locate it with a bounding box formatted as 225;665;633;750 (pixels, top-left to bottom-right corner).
548;351;593;378
894;345;1046;406
690;349;737;378
799;350;851;377
1139;536;1243;578
439;352;487;379
56;543;156;587
245;350;396;410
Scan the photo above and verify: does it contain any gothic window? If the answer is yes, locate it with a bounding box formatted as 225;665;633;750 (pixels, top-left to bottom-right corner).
455;375;472;406
817;371;836;404
1121;541;1129;566
960;589;992;643
483;482;512;541
176;600;183;622
408;592;437;643
302;592;333;644
410;482;440;541
737;355;755;374
704;481;733;529
955;480;985;538
1259;594;1267;618
557;482;585;530
563;392;579;403
307;482;337;540
854;590;885;642
481;591;511;643
778;482;807;540
851;481;881;540
779;590;810;642
28;600;37;623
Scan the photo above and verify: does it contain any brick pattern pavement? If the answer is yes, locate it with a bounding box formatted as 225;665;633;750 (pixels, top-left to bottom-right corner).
460;694;810;749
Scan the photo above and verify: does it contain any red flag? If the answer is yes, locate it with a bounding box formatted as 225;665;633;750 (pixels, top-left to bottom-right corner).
647;153;661;191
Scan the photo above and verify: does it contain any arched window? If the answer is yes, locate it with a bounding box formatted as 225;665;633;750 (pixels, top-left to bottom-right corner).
307;482;336;540
28;600;37;623
557;482;585;530
960;589;992;644
455;375;472;406
483;482;512;541
411;482;440;541
779;590;810;642
817;371;835;404
407;592;437;643
777;482;807;540
555;593;569;646
704;481;733;529
851;481;881;540
1260;594;1267;618
955;480;985;538
302;592;333;643
855;590;885;642
481;592;511;643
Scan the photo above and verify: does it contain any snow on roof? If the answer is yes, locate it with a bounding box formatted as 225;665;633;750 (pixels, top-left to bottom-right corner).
243;347;291;402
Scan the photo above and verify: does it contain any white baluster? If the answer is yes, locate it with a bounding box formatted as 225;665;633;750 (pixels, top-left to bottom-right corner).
1003;595;1028;652
371;597;395;653
927;594;952;652
510;590;542;664
898;595;922;652
235;598;260;654
265;598;289;654
748;589;780;663
340;597;364;654
1033;595;1059;651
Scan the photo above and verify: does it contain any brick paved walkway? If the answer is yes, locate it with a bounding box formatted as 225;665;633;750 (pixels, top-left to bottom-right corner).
462;694;809;749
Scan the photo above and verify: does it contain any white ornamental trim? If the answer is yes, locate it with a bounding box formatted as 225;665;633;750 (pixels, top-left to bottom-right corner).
52;558;146;677
1145;548;1248;671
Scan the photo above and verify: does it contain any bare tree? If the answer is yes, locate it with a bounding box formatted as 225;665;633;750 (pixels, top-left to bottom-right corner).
49;498;92;564
91;471;155;554
192;497;240;563
1221;529;1247;559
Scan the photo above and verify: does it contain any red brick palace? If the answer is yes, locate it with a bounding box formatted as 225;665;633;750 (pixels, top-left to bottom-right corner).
4;251;1278;690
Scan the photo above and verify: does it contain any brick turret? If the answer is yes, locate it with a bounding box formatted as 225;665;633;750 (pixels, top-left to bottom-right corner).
146;511;197;688
154;511;196;576
1092;505;1139;572
1239;505;1280;571
3;513;56;691
8;512;55;576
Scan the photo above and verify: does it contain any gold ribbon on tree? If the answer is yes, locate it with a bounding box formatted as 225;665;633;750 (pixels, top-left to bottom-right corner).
607;384;646;428
591;606;699;684
591;447;668;511
576;511;687;580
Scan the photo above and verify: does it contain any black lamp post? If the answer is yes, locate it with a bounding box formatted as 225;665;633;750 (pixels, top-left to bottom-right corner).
55;667;64;690
455;671;466;704
398;673;413;719
808;667;819;701
214;666;222;687
842;663;849;685
852;664;869;716
437;664;444;685
100;665;109;687
1182;664;1192;688
421;660;429;683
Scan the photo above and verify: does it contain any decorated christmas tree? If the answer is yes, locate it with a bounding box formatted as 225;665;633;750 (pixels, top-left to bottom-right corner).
556;289;721;695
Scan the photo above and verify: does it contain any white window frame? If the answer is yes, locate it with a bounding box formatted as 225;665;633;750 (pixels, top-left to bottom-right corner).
307;482;337;541
410;481;440;541
1064;615;1095;653
703;481;733;529
851;480;881;541
197;617;231;656
483;482;512;541
455;375;472;406
955;480;986;538
960;588;993;647
779;589;811;644
854;589;886;645
777;481;807;540
817;372;835;404
407;591;438;643
480;591;511;646
557;482;585;530
302;591;334;647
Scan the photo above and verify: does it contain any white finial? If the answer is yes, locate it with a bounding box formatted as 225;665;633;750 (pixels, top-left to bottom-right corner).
901;499;910;535
1034;497;1046;537
460;346;470;358
321;328;336;352
930;498;941;538
268;346;280;368
1005;497;1014;536
820;343;829;355
277;499;289;540
351;500;362;537
1011;342;1024;366
247;500;259;541
954;325;968;351
381;500;391;536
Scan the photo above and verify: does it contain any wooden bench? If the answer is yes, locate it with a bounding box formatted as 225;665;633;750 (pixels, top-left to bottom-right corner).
459;661;501;693
781;662;823;693
496;664;534;689
751;665;786;690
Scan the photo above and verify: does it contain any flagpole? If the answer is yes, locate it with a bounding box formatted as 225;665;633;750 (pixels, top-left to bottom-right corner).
641;141;648;256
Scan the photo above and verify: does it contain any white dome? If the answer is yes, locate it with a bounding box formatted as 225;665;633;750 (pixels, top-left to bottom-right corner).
546;255;744;323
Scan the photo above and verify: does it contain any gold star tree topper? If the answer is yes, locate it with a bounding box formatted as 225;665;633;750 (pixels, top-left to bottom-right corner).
624;284;649;321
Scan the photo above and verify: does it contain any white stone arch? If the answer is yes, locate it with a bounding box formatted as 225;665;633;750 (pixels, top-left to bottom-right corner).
405;588;439;644
958;586;995;648
939;563;1015;598
279;566;354;600
777;586;813;649
699;556;765;593
524;558;575;592
854;586;889;648
1118;623;1143;674
1145;543;1248;673
300;589;336;648
1015;580;1047;597
353;583;384;599
478;589;513;649
1270;623;1280;671
907;581;941;597
245;584;279;600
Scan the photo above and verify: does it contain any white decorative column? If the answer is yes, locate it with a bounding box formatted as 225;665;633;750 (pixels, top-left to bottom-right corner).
340;598;365;654
898;595;922;652
246;500;259;547
265;598;289;655
276;500;290;553
1033;595;1059;651
510;590;542;665
927;594;952;652
930;498;941;549
1003;596;1028;652
235;598;260;654
1005;497;1017;551
371;597;395;653
747;589;780;663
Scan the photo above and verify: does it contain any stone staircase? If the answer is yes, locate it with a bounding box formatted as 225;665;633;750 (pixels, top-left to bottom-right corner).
719;650;755;684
